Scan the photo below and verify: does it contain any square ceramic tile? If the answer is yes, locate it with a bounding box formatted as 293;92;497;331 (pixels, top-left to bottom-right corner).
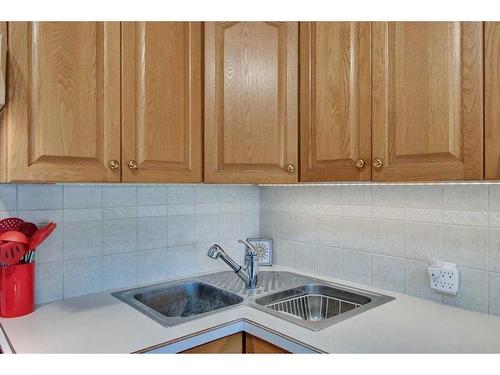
137;205;168;217
316;215;341;247
168;185;194;204
64;208;102;222
444;185;488;212
64;257;102;298
103;206;137;219
217;186;242;203
341;217;370;252
342;186;370;206
240;210;260;238
274;186;297;203
341;249;371;285
295;187;319;204
219;212;240;240
342;205;371;217
18;185;62;210
315;186;341;205
488;229;500;273
442;268;488;313
443;210;488;227
295;213;317;244
371;186;404;207
404;259;442;302
443;225;488;270
168;204;194;216
17;209;63;224
0;184;17;210
259;187;276;202
404;185;443;209
371;206;405;220
64;220;102;259
137;216;168;250
275;212;295;241
63;185;102;209
195;185;220;204
371;219;405;257
137;186;167;206
165;245;198;279
102;185;136;207
405;208;443;223
35;223;64;263
489;272;500;316
404;222;443;261
240;186;260;202
167;214;195;246
371;255;404;293
274;239;295;267
195;213;219;243
259;210;275;238
316;246;341;279
489;185;500;212
137;248;169;284
295;243;317;273
35;262;64;304
102;253;138;290
102;218;137;255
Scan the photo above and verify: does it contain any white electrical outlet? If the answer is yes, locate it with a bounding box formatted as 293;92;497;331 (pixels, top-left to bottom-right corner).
428;262;459;295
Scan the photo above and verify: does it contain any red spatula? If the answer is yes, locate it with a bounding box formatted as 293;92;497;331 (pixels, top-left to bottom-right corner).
0;241;27;266
27;222;57;251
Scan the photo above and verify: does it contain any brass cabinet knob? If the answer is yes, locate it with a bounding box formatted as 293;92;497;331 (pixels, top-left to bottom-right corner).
355;159;366;169
373;158;384;169
128;160;138;170
108;160;120;170
286;164;296;173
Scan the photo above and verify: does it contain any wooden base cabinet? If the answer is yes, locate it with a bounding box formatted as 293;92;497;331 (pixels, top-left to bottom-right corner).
181;333;289;354
204;22;299;184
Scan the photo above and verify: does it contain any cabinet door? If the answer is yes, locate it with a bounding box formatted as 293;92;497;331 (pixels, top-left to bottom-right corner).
7;22;121;182
181;333;243;353
122;22;203;183
204;22;298;184
244;333;289;354
300;22;371;182
485;22;500;180
372;22;483;181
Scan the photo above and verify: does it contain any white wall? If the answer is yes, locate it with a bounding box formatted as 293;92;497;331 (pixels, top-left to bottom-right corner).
0;184;260;304
260;184;500;316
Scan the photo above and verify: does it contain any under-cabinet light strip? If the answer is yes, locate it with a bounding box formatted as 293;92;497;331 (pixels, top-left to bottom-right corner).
256;181;500;186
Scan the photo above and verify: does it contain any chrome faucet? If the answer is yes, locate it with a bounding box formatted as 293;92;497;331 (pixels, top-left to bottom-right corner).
207;240;259;289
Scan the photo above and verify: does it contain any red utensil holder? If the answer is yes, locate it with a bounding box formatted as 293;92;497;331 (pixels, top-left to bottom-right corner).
0;262;35;318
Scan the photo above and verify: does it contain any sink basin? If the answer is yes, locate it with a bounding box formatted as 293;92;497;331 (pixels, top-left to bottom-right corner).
254;283;394;331
113;281;243;327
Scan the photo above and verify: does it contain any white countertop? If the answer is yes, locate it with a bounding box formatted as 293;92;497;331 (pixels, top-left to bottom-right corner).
2;266;500;353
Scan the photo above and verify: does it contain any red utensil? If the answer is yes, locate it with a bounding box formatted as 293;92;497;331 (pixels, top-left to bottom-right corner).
27;222;57;251
18;222;38;238
0;241;27;266
0;217;24;233
0;231;29;244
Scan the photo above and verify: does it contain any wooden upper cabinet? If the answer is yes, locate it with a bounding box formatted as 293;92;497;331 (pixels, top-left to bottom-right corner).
6;22;121;182
300;22;371;182
121;22;203;182
372;22;484;181
485;22;500;180
204;22;299;184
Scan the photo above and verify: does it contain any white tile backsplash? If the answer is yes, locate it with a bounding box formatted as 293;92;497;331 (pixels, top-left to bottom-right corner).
0;184;259;304
265;184;500;317
3;182;500;318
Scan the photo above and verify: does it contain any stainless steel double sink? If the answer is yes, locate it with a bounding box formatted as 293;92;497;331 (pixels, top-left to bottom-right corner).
112;271;394;331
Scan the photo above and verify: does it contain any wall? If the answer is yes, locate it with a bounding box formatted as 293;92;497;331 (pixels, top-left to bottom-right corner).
0;184;260;304
260;184;500;316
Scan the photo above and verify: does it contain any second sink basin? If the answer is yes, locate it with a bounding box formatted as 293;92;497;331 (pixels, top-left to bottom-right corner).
255;283;394;331
113;281;243;327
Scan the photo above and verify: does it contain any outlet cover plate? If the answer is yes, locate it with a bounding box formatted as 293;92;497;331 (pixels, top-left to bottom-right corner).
428;262;459;295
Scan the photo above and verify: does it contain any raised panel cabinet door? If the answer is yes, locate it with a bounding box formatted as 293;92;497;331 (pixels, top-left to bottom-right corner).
7;22;121;182
204;22;299;184
372;22;483;181
121;22;203;183
485;22;500;180
300;22;371;182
